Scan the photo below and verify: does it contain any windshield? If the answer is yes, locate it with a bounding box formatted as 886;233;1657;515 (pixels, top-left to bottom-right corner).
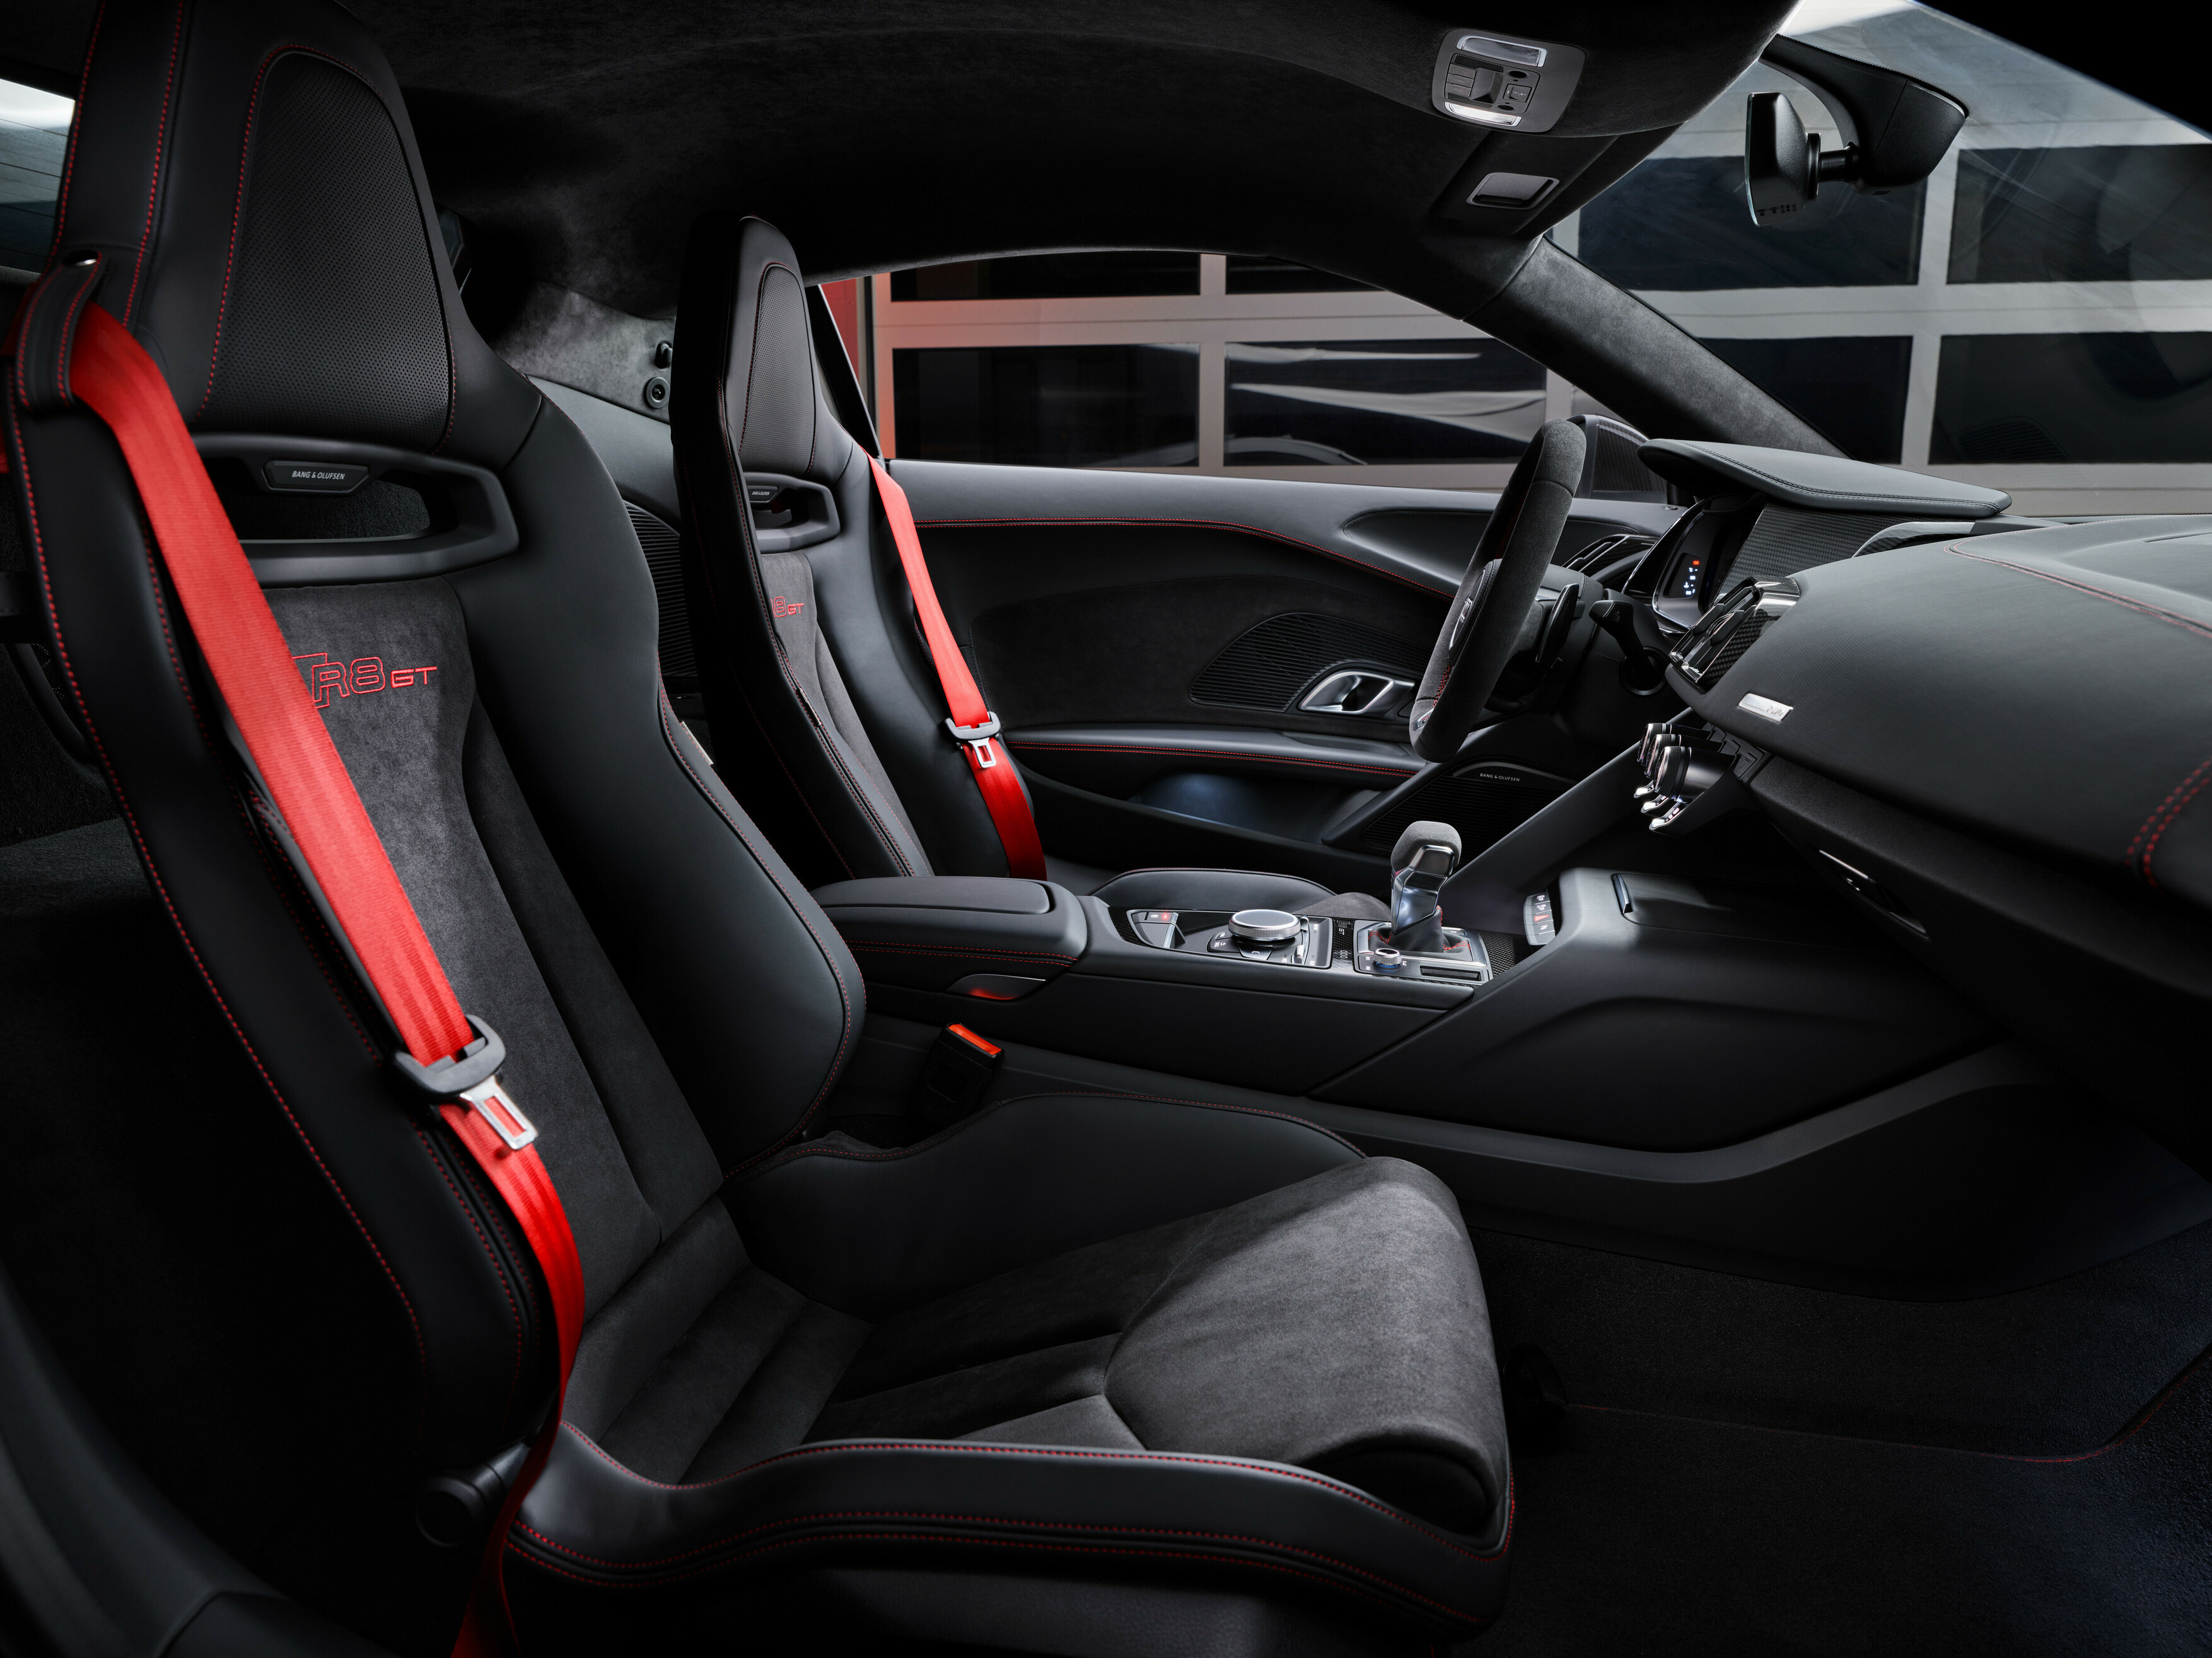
1556;0;2212;514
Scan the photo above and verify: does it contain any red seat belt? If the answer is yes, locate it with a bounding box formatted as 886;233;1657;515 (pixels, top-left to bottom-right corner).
65;300;582;1658
866;456;1048;879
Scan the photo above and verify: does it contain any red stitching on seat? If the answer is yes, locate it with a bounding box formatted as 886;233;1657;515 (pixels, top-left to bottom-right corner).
119;0;185;328
658;690;855;1169
550;1427;1501;1560
509;1504;1507;1620
2124;751;2212;888
911;515;1455;598
512;1527;1493;1628
43;0;107;269
199;46;376;417
4;395;429;1438
702;327;921;876
411;1121;523;1422
842;941;1076;961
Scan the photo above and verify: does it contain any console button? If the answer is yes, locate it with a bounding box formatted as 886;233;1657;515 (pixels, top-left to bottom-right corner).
1230;908;1301;944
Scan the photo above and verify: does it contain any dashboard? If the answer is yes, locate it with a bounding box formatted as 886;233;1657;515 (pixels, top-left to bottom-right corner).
1609;439;2212;1178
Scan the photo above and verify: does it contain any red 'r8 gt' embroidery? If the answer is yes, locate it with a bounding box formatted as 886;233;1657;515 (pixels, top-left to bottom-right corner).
771;596;804;618
292;652;439;709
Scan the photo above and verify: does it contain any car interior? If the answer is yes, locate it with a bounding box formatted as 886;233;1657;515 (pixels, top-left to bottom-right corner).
1;1;2208;1655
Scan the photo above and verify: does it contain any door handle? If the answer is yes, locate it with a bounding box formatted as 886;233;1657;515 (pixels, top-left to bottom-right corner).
1299;670;1415;717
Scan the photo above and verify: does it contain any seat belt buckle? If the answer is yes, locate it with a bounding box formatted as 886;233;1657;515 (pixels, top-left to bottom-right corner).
915;1023;1003;1130
392;1014;540;1151
946;712;1003;768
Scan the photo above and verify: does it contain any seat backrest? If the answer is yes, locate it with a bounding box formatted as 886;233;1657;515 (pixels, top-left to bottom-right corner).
671;215;1018;886
6;1;858;1642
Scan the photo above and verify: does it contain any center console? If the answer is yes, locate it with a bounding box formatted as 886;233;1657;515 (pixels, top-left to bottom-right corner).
810;770;2208;1296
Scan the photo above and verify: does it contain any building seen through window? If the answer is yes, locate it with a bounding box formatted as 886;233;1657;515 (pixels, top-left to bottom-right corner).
868;3;2212;513
11;1;2206;516
0;78;71;279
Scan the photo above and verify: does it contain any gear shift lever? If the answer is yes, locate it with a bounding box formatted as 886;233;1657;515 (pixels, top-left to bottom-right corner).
1385;820;1462;955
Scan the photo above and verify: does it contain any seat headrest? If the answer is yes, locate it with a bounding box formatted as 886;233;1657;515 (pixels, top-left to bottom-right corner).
677;215;854;487
47;0;538;466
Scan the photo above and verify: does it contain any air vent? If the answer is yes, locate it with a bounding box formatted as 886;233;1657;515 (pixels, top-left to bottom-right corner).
1190;613;1425;711
626;502;696;687
1354;760;1569;855
1669;576;1800;688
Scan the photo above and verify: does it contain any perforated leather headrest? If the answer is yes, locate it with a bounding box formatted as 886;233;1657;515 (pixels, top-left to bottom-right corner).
47;0;538;467
684;216;854;485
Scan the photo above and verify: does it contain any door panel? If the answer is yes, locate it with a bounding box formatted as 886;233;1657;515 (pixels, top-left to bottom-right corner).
897;458;1676;881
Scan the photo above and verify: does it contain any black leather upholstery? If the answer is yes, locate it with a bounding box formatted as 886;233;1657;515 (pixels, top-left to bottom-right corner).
670;214;1390;921
6;4;1508;1650
814;876;1090;993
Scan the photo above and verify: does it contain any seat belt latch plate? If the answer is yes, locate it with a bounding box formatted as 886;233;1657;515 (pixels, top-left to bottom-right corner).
395;1013;538;1147
946;712;1003;768
460;1077;539;1152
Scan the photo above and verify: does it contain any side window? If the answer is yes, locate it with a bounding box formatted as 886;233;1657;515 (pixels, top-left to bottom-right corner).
860;252;1612;493
1;76;73;281
1557;1;2212;514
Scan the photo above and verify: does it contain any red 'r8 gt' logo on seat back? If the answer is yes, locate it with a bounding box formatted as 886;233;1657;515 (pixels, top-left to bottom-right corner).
771;596;803;618
292;653;439;709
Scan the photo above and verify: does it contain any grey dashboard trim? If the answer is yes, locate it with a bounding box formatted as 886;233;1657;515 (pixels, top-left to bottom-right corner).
1640;439;2012;518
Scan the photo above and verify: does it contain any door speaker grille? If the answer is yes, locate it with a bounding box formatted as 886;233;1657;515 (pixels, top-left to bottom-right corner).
1190;612;1425;710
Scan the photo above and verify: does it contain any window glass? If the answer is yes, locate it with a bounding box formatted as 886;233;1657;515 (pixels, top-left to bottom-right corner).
1223;255;1375;294
888;252;1198;301
1224;339;1545;465
890;343;1198;467
1933;334;2212;462
1549;1;2212;509
1703;337;1913;462
0;78;72;277
1580;156;1922;289
1950;146;2212;284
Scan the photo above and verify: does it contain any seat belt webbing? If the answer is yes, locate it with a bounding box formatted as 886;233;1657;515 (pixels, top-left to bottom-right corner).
65;298;581;1658
866;456;1048;879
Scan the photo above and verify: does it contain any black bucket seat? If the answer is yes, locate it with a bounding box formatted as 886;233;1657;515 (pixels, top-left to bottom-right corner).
4;1;1508;1651
670;215;1391;920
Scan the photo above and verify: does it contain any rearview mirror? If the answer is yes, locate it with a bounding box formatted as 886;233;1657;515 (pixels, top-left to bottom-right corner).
1744;34;1966;229
1745;91;1820;224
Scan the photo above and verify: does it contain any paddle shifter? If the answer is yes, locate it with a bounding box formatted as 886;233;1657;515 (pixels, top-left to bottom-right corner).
1385;820;1462;955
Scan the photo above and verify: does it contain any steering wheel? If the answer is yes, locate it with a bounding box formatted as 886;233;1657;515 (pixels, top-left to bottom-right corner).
1407;418;1586;763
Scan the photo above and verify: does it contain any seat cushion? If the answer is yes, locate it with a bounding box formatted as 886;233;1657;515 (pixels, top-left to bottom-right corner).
820;1156;1506;1529
518;1151;1513;1640
548;1156;1505;1529
1093;866;1390;920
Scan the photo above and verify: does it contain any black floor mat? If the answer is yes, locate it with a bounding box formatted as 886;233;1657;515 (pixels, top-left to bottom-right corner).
1485;1344;2212;1655
1475;1225;2212;1654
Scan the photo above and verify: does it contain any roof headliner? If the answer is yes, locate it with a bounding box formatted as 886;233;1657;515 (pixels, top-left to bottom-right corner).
6;1;1801;322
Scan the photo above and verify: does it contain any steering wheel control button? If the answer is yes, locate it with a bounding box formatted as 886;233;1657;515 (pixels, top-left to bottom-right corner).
1230;908;1301;944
